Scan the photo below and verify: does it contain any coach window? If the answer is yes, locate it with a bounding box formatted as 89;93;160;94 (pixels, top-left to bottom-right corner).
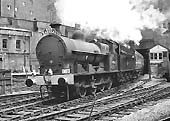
16;40;21;49
2;39;8;49
154;53;157;60
159;53;163;59
150;53;154;60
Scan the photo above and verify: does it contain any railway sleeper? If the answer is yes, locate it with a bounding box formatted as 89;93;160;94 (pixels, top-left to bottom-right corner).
67;113;89;118
85;108;99;113
117;111;131;115
0;117;11;121
100;112;130;121
125;108;138;112
1;114;21;121
132;106;144;110
0;102;42;116
55;116;79;121
26;109;42;116
14;106;25;113
110;113;125;118
0;103;10;110
2;109;16;115
93;107;109;112
101;116;118;120
1;96;41;109
143;102;156;106
16;111;32;119
37;107;52;114
77;111;92;115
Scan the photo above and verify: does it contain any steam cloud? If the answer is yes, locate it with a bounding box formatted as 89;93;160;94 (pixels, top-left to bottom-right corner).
55;0;166;44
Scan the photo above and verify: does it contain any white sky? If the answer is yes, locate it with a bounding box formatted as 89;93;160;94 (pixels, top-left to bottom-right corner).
55;0;166;44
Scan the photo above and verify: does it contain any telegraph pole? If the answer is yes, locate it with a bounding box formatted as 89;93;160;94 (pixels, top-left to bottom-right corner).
148;49;151;80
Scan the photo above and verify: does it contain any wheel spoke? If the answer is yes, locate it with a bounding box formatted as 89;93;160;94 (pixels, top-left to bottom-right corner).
106;77;112;89
91;87;97;95
99;78;105;92
99;84;105;92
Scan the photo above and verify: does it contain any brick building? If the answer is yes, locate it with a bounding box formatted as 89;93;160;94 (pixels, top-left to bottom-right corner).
0;0;58;22
0;0;60;72
0;27;32;71
0;0;80;73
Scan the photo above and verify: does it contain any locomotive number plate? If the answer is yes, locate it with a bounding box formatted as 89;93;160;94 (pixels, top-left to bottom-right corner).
62;69;70;74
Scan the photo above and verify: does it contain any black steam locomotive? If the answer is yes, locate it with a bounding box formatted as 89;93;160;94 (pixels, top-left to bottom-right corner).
26;26;144;100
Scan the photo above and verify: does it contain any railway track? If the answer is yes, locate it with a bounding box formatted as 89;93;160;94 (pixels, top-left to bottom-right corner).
160;116;170;121
27;82;168;121
95;88;170;121
0;91;49;110
0;78;166;121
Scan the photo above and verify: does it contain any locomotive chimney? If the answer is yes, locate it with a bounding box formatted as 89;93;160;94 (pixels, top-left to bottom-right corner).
33;18;38;32
50;23;61;33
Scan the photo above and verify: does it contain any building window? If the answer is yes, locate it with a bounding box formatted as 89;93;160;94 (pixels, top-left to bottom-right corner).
30;10;33;15
159;53;163;59
16;40;21;49
22;2;26;6
2;39;7;49
154;53;157;60
150;53;154;60
7;5;11;10
163;51;167;57
15;7;18;12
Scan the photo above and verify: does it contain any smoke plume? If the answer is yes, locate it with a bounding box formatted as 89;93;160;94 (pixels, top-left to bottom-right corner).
54;0;166;44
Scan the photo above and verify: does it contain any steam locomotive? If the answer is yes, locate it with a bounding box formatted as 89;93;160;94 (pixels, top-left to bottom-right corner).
26;26;144;101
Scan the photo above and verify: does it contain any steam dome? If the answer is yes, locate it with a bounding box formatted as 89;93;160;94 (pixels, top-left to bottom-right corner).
72;30;85;40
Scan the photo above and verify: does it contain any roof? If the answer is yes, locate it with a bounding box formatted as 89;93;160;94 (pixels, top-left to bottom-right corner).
149;43;170;51
0;26;32;36
0;26;31;32
136;48;149;56
137;43;170;55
